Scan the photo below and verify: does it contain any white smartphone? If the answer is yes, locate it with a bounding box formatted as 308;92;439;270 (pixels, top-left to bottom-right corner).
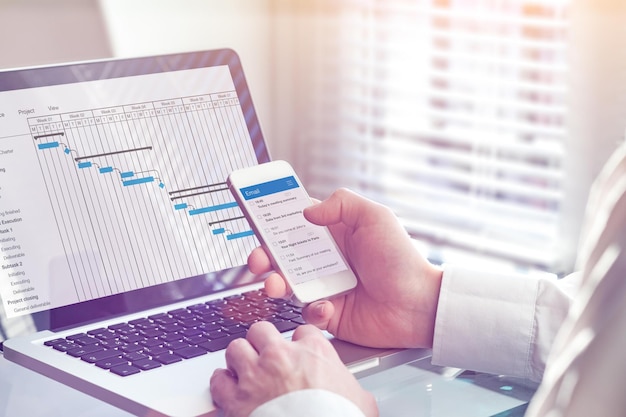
228;160;357;304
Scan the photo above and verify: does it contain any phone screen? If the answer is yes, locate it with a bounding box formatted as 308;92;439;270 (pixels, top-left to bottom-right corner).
238;175;349;285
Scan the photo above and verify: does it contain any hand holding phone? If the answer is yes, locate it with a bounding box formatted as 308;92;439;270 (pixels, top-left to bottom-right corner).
228;160;357;304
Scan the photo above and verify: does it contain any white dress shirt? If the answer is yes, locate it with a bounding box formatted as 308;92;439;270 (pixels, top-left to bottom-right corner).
432;266;580;382
524;142;626;417
250;389;365;417
250;142;626;417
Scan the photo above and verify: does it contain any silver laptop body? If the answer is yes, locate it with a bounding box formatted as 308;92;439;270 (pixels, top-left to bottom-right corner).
0;49;428;416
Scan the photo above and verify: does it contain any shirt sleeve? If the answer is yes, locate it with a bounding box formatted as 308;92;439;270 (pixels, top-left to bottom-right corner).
249;389;366;417
432;265;580;381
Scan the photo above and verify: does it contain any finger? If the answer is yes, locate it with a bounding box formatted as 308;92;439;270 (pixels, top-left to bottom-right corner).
263;272;288;298
248;247;273;274
291;323;325;341
224;337;259;378
246;321;285;352
209;368;238;409
301;300;335;330
292;325;340;359
304;188;385;229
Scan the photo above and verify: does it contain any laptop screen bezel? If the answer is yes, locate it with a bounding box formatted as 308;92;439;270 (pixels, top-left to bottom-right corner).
0;49;270;334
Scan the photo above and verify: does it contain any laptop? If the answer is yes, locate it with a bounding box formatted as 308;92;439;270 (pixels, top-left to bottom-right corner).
0;49;428;416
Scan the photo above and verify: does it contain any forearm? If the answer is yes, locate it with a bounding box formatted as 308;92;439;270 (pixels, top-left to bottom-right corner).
432;265;580;381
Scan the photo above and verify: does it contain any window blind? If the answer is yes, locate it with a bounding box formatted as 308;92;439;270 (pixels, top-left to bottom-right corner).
296;0;571;272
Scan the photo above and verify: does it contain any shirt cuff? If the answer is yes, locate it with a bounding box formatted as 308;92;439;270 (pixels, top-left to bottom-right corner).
250;389;366;417
432;264;539;379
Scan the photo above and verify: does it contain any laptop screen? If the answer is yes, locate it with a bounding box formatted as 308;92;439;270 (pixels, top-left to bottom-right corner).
0;49;269;338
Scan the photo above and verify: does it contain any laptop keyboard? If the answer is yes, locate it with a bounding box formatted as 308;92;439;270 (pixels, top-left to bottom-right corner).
43;289;304;377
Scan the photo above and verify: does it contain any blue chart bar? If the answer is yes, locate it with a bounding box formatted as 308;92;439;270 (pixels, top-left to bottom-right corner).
78;162;92;169
38;142;60;150
189;202;238;216
159;182;165;189
227;230;255;240
212;228;226;235
174;203;188;210
64;148;71;154
99;166;114;173
120;171;134;178
123;176;154;186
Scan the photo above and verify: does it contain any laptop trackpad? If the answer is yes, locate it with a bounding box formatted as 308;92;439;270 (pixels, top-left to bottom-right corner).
329;337;431;378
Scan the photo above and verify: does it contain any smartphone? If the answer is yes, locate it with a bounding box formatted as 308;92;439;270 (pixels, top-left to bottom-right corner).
227;160;357;304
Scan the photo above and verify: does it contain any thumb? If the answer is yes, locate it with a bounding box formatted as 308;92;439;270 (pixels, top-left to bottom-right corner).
301;300;335;330
304;188;365;228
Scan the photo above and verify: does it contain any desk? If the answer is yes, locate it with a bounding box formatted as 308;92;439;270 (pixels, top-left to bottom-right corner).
360;359;537;417
0;351;536;417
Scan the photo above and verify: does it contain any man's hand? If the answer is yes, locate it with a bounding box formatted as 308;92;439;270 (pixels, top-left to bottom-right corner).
210;321;378;417
249;188;443;348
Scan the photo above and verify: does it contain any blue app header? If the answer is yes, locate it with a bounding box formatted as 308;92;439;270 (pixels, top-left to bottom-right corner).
240;176;300;200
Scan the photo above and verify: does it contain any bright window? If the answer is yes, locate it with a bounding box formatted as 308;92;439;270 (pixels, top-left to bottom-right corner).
293;0;576;272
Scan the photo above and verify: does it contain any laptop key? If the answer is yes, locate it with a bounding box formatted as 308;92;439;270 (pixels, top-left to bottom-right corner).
291;316;306;325
183;335;209;345
67;344;104;358
87;327;109;336
120;343;144;353
94;331;118;340
140;328;164;338
278;311;301;321
129;318;152;326
123;352;149;362
95;356;127;369
175;346;207;360
181;327;203;337
198;333;245;352
223;324;247;335
140;337;163;348
132;358;162;371
272;320;299;333
109;323;132;331
119;333;144;344
44;338;66;347
161;332;183;342
197;322;222;331
73;335;99;346
144;346;169;357
164;340;190;351
110;363;141;377
154;352;183;365
99;339;126;349
82;348;121;364
52;342;77;352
